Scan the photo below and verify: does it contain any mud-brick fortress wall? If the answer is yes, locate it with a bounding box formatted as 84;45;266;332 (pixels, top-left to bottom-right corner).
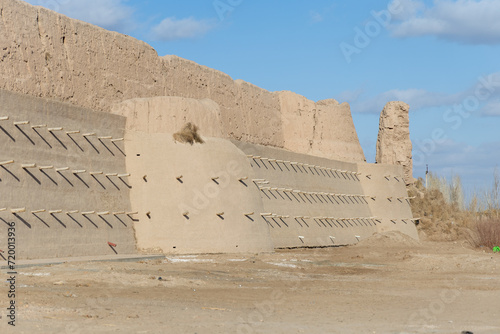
231;142;418;248
0;0;365;164
122;129;418;255
114;96;416;253
0;89;418;259
0;90;136;259
0;0;419;259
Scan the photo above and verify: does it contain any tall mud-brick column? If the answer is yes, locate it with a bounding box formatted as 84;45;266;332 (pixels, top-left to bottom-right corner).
376;101;413;186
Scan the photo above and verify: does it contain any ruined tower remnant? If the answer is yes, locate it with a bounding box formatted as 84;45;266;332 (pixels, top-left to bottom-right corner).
376;101;413;185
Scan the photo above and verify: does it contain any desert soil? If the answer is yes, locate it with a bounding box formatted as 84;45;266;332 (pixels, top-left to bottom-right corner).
1;231;499;334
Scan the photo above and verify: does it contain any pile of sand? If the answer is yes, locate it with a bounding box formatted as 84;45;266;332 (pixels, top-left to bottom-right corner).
354;231;421;248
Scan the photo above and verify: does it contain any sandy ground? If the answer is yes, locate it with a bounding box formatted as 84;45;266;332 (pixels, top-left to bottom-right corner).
1;232;499;334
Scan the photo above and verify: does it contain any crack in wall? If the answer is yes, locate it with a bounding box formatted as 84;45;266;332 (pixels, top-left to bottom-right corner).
310;108;318;150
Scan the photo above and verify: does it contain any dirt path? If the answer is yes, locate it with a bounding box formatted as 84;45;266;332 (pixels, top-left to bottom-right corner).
1;232;499;333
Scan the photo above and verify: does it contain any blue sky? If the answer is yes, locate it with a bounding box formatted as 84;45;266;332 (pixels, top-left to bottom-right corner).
24;0;500;200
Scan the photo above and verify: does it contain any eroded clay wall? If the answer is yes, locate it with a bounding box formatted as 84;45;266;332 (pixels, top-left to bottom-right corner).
123;130;392;254
116;92;417;253
232;141;378;247
111;96;223;137
0;0;365;162
376;101;413;185
357;163;418;239
0;89;417;259
0;89;136;259
124;133;274;254
278;92;365;163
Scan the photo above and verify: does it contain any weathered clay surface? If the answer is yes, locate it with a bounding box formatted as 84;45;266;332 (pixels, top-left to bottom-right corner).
277;91;365;162
111;96;223;138
376;101;413;185
0;0;365;162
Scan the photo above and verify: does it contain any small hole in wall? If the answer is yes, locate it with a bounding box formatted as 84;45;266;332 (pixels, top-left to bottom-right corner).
136;154;140;156
173;246;176;249
236;245;238;248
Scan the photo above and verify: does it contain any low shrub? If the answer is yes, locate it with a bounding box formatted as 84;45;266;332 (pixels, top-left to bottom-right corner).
472;218;500;250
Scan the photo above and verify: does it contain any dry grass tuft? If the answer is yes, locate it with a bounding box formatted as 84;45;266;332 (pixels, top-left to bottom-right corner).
470;218;500;249
408;175;500;249
408;178;474;242
173;122;205;145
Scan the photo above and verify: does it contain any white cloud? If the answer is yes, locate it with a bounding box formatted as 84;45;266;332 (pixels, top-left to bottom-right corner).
389;0;426;20
25;1;216;40
389;0;500;44
339;87;460;113
482;100;500;116
309;10;323;23
25;0;135;32
151;17;216;41
412;138;500;195
336;89;364;103
339;71;500;114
